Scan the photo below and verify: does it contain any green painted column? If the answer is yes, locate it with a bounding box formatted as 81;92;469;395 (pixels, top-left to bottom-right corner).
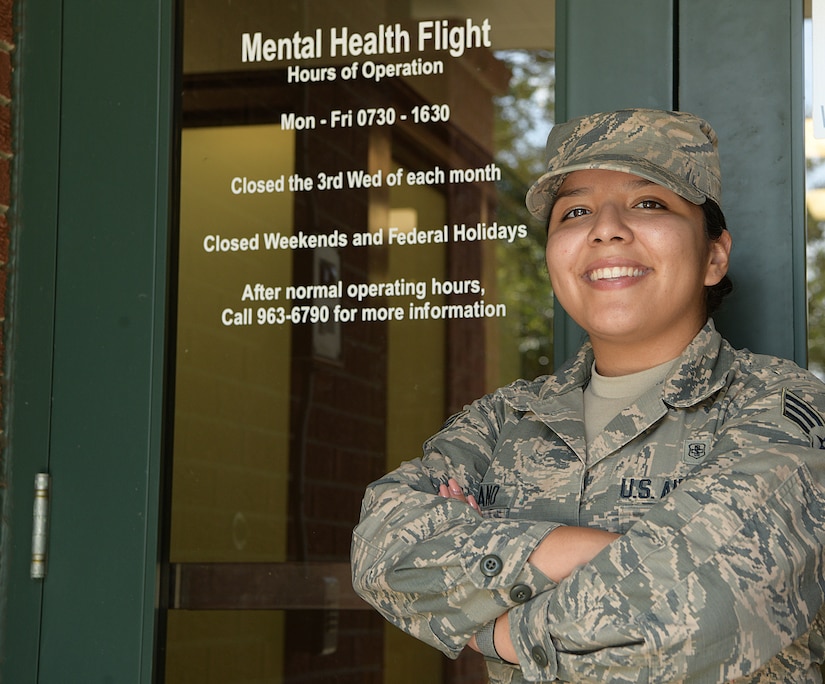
553;0;806;365
554;0;676;365
679;0;806;363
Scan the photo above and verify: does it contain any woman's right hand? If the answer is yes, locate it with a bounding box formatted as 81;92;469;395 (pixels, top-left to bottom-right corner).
438;477;481;513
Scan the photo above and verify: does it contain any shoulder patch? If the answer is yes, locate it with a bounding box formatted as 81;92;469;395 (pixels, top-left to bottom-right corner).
782;389;825;447
811;427;825;450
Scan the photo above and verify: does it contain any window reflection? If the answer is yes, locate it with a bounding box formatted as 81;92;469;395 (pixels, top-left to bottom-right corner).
164;2;555;682
807;14;825;378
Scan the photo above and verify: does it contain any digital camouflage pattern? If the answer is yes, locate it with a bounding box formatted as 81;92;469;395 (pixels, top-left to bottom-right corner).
351;321;825;683
525;109;723;222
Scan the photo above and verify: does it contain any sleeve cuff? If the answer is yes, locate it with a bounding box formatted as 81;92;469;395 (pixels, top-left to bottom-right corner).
461;519;562;590
508;599;560;681
475;619;503;661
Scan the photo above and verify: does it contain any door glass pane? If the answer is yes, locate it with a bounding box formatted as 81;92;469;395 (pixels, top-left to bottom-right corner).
807;12;825;377
164;1;556;682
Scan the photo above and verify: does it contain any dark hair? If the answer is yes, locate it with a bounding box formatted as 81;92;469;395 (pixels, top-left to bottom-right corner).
703;199;733;315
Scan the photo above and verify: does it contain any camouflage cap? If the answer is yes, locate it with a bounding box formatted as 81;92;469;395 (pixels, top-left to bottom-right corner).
525;109;722;222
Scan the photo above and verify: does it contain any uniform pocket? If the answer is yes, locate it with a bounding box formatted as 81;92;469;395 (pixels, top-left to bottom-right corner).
617;502;656;532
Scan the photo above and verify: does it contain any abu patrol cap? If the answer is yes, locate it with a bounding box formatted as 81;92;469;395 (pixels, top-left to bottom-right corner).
525;108;722;222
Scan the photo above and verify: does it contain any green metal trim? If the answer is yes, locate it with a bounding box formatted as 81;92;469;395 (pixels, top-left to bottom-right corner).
791;2;808;367
553;0;675;366
1;0;63;680
679;0;805;363
32;0;173;680
2;0;173;681
142;0;176;678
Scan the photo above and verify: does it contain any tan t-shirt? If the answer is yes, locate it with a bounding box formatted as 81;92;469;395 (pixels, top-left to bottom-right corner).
584;358;677;448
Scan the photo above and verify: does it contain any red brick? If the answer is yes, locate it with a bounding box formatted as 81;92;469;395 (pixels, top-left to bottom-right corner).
0;104;11;155
0;0;12;47
0;157;10;208
0;50;11;101
0;214;9;265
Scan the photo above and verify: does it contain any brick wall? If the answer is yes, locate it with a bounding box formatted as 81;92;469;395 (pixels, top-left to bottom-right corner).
0;0;13;666
0;0;13;522
0;3;11;364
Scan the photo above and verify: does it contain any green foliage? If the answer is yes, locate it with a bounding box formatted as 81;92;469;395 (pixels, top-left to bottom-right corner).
493;49;556;379
807;205;825;377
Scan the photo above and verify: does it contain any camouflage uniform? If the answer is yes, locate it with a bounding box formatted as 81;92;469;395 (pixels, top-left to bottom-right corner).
351;321;825;682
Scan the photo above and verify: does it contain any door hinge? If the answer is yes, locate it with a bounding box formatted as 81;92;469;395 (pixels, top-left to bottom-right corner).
31;473;51;579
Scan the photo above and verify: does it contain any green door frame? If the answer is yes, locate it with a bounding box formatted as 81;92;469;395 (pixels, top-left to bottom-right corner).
3;0;174;680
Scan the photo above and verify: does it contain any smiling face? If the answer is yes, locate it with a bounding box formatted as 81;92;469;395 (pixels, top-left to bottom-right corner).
546;169;731;374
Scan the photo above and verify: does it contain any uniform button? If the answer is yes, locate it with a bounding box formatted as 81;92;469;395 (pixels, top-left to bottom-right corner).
531;645;549;667
480;554;503;577
509;584;532;603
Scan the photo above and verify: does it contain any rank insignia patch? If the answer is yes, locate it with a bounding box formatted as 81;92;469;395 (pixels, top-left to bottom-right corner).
811;426;825;450
783;389;825;448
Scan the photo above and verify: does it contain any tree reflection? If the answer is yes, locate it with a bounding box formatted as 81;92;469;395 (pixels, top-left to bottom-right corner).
494;49;556;379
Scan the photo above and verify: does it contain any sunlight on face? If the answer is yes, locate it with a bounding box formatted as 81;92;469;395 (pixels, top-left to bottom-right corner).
546;169;730;372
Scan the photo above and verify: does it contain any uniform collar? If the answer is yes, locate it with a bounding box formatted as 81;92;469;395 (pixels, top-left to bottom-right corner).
502;319;731;411
660;319;733;407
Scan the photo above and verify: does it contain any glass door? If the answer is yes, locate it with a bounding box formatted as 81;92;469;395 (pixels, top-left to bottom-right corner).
161;2;556;681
